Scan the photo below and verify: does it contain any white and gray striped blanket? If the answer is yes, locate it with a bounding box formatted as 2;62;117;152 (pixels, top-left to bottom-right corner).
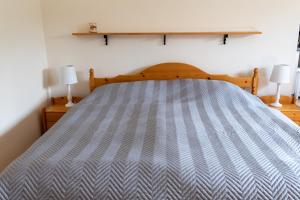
1;79;300;200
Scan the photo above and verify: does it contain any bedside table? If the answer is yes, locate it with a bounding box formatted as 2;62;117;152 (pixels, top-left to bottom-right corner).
260;96;300;126
42;96;83;133
43;105;68;131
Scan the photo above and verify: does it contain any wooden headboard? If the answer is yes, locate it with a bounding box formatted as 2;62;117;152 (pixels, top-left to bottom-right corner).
89;62;259;95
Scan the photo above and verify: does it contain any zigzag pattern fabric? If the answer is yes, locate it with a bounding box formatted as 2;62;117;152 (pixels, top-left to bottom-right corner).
1;79;300;200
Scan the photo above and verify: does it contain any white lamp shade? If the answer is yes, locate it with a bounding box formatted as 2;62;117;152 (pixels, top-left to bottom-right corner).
61;65;78;85
270;64;290;84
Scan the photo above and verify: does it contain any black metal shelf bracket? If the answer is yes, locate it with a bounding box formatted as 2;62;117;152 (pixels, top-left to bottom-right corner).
101;33;230;45
104;35;108;45
163;35;167;45
223;34;229;45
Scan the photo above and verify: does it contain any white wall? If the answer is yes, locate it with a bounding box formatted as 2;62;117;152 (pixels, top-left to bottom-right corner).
42;0;300;97
0;0;48;171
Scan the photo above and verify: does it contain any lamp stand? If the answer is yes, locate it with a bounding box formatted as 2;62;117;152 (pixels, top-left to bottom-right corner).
66;84;74;107
271;83;282;107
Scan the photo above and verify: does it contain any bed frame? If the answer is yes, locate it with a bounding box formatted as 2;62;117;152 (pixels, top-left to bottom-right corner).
89;62;259;95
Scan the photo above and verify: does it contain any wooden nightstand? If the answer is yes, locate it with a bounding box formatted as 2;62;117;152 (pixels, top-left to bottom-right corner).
260;96;300;126
42;96;83;133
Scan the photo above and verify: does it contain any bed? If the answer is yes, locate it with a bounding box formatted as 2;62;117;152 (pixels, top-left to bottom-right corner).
1;63;300;200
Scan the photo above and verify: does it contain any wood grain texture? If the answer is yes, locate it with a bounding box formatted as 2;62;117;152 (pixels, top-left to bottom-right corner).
42;97;83;133
72;31;262;36
260;96;294;104
260;96;300;126
43;105;68;133
89;62;259;95
51;96;83;105
251;68;259;95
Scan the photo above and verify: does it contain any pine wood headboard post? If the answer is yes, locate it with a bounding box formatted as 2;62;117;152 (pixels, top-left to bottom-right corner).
251;68;259;95
89;66;95;92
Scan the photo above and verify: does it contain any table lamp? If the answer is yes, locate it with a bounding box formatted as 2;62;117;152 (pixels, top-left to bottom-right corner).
270;64;290;107
61;65;78;107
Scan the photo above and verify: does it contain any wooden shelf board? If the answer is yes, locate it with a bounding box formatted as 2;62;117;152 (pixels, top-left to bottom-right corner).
72;31;262;36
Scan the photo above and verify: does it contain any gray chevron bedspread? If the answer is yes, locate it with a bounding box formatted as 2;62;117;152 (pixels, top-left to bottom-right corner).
1;79;300;200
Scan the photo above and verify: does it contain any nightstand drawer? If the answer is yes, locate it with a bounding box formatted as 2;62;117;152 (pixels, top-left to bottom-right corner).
46;112;65;122
46;122;56;130
42;96;83;134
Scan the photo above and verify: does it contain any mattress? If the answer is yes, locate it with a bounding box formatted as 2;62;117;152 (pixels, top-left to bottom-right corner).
1;79;300;200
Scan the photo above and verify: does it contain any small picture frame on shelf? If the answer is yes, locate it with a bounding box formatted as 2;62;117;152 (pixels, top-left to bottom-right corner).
89;23;97;33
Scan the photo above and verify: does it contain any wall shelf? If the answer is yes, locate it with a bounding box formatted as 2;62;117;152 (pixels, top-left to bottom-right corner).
72;31;262;45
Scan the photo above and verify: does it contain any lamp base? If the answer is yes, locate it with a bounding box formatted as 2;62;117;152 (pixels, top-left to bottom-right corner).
66;84;74;108
270;102;282;108
65;101;74;107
